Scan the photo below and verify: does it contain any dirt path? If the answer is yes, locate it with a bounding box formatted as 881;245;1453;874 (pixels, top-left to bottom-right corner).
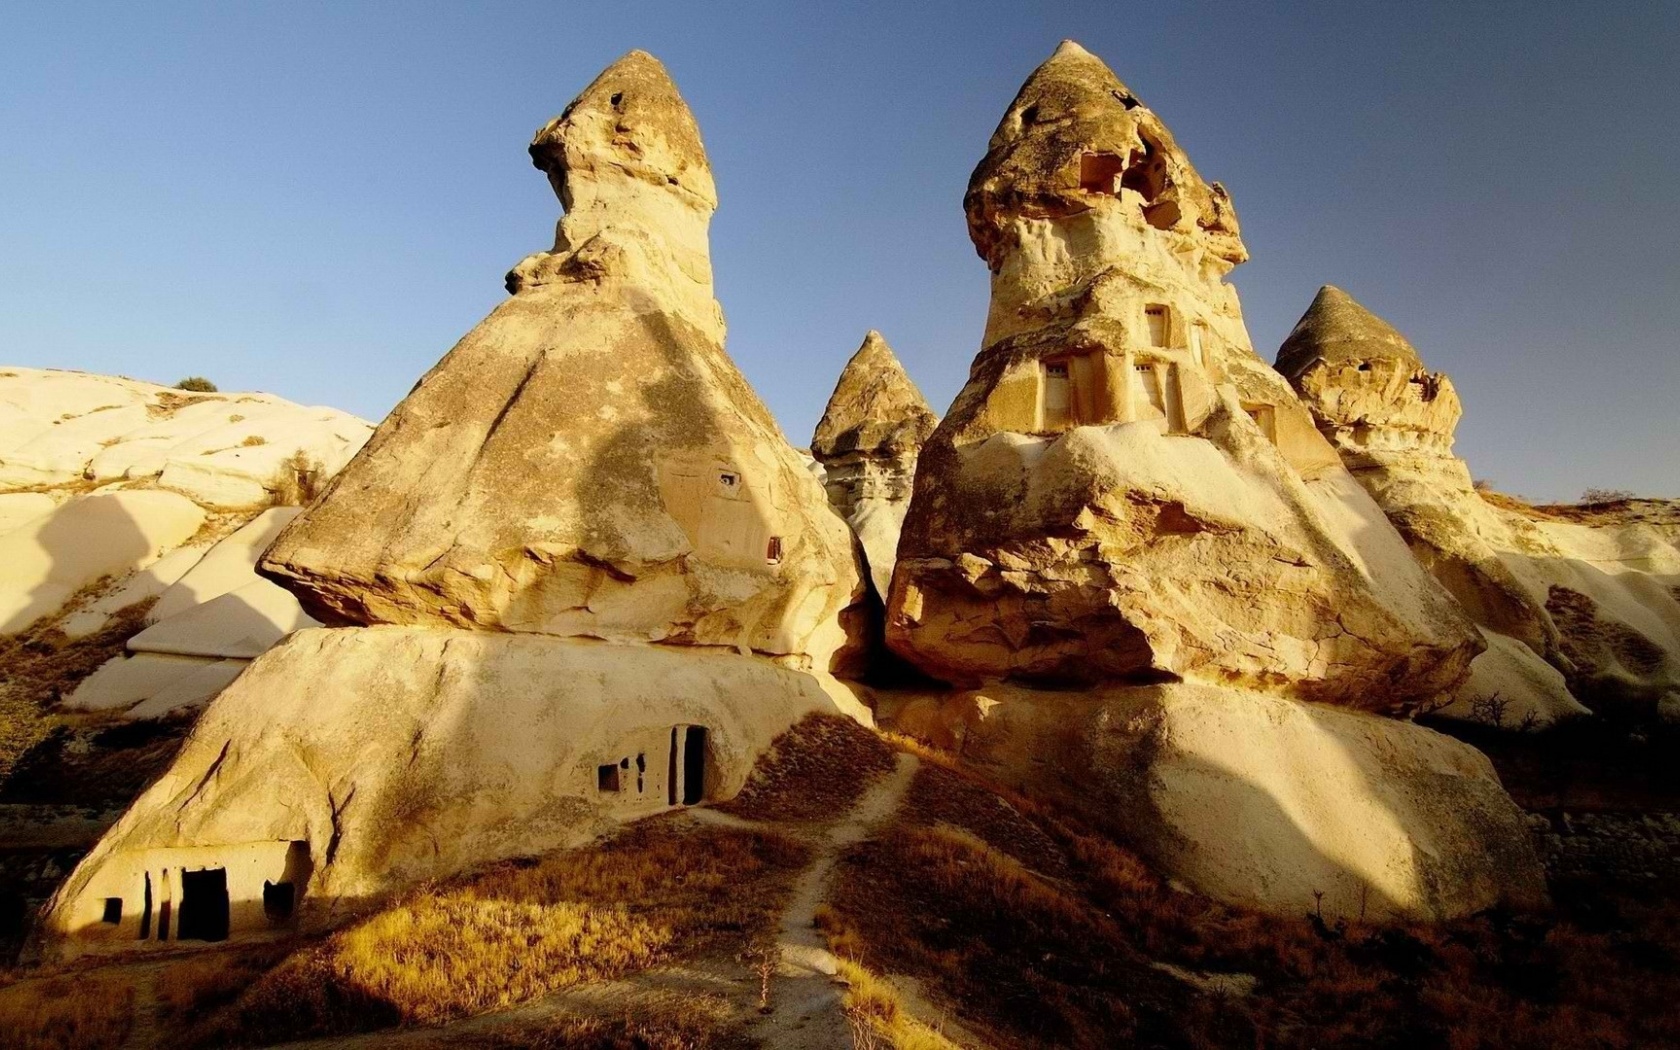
745;751;920;1050
258;754;922;1050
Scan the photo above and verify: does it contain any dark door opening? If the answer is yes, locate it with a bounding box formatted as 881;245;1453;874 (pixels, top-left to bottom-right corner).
682;727;708;805
667;727;679;806
177;868;230;942
139;873;153;940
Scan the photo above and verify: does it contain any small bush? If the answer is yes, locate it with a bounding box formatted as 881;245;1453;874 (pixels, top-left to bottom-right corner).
1580;487;1635;505
239;435;267;447
173;377;217;392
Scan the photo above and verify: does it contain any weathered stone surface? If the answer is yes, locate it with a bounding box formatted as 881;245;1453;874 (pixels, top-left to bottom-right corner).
41;626;868;957
811;331;937;597
887;42;1480;711
0;368;370;509
0;490;205;635
887;681;1549;923
1279;286;1680;727
261;51;864;672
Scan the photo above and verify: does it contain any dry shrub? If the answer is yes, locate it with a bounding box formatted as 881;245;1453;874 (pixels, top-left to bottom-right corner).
153;945;291;1035
238;434;267;447
0;971;134;1050
717;712;896;822
265;449;325;507
195;821;807;1045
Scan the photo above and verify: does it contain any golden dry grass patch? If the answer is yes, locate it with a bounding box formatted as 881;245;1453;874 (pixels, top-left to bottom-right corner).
192;820;808;1045
0;970;135;1050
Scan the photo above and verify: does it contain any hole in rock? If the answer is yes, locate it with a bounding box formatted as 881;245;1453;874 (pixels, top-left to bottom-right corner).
101;898;122;925
177;868;229;942
264;881;295;921
1079;152;1125;194
597;764;621;793
682;727;709;805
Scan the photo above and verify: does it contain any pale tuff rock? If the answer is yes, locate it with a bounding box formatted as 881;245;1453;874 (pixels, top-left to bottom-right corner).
887;682;1548;923
262;51;865;671
811;331;938;597
63;509;325;719
1279;286;1680;727
887;42;1480;710
42;627;869;958
0;490;204;635
0;368;364;718
0;368;370;509
1276;285;1461;461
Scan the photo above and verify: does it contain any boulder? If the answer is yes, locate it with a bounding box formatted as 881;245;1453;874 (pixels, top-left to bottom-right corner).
261;51;864;672
891;681;1549;923
810;331;937;597
41;626;867;958
886;42;1480;712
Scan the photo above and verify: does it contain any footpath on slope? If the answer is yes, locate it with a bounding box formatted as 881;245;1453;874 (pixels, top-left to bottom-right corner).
251;750;934;1050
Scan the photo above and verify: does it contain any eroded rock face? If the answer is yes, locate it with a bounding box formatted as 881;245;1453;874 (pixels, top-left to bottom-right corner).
887;682;1548;923
887;42;1480;711
1278;287;1680;727
811;331;937;597
261;51;865;671
40;626;868;958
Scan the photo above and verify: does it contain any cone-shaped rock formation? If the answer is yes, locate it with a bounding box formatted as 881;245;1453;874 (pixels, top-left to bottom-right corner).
1280;286;1680;728
886;42;1480;709
261;51;864;671
811;331;937;597
1277;285;1461;456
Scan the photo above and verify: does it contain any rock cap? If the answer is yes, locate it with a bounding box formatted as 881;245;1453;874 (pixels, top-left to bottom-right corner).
964;39;1245;269
811;331;938;460
1276;285;1423;380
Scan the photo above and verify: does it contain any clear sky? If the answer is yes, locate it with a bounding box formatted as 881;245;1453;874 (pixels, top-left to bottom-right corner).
2;1;1675;502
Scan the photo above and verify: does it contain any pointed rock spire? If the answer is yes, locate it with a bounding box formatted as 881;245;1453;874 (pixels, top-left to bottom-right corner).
262;51;863;670
1277;285;1462;453
811;331;938;460
1275;285;1424;380
810;332;938;600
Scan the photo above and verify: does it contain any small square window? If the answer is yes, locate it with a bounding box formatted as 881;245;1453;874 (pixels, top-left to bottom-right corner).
766;536;783;564
597;764;621;793
718;472;739;488
101;897;122;924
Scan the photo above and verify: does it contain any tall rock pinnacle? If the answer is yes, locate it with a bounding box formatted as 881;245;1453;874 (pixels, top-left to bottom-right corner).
886;42;1480;709
811;331;937;597
261;51;865;670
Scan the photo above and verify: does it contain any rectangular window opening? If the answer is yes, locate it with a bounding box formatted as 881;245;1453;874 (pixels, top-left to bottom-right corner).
1145;305;1170;348
597;763;621;793
766;536;783;564
264;881;296;922
101;897;122;925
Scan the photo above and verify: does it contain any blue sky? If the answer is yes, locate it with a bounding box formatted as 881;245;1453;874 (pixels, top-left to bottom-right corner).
2;1;1675;501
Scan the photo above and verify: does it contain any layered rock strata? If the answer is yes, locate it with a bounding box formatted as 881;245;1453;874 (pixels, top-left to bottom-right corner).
811;331;937;598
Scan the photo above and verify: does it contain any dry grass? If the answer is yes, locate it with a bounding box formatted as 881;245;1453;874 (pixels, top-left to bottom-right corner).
192;820;808;1045
716;712;896;823
0;970;134;1050
425;1005;753;1050
827;750;1680;1050
0;588;161;788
